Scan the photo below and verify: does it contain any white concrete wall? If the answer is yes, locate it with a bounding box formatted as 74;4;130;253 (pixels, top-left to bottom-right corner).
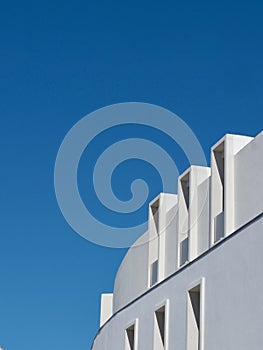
113;194;177;313
111;132;262;316
197;175;210;255
92;216;263;350
178;166;210;265
157;193;178;283
100;294;113;327
113;231;149;313
96;130;263;349
148;195;160;285
177;168;190;263
164;203;178;278
210;134;253;244
188;166;210;260
235;131;263;229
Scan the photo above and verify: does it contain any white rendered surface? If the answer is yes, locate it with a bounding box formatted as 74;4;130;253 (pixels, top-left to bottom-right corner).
100;294;113;327
93;131;262;350
93;217;263;349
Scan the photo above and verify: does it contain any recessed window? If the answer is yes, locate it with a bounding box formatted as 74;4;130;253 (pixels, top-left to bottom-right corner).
150;260;158;287
154;305;166;349
214;211;224;242
179;172;190;267
213;145;225;189
180;237;189;266
125;323;136;350
181;173;190;210
187;282;204;350
151;199;160;233
213;142;225;242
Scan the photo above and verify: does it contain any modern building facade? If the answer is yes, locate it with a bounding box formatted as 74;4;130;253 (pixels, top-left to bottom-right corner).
91;131;263;350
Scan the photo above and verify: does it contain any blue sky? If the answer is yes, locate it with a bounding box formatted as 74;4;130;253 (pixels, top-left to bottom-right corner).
1;0;263;349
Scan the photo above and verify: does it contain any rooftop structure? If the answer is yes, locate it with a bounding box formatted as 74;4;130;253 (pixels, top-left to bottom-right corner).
92;131;263;350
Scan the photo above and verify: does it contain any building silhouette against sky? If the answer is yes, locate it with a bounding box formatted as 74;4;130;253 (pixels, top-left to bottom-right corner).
91;131;263;350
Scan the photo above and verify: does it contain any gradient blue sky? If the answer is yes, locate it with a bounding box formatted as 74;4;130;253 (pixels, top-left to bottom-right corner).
1;0;263;349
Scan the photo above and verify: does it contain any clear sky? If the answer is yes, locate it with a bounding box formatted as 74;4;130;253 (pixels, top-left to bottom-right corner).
1;0;263;349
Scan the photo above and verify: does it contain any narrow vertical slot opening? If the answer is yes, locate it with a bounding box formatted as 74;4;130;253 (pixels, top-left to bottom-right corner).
213;142;225;242
150;260;158;287
187;284;201;350
151;199;160;233
154;305;166;349
125;324;135;350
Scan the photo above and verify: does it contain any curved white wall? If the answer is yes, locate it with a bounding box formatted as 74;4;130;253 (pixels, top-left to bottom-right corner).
95;130;263;349
113;231;149;313
92;216;263;350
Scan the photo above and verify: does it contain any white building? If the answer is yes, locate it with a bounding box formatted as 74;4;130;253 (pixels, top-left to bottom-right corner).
91;131;263;350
